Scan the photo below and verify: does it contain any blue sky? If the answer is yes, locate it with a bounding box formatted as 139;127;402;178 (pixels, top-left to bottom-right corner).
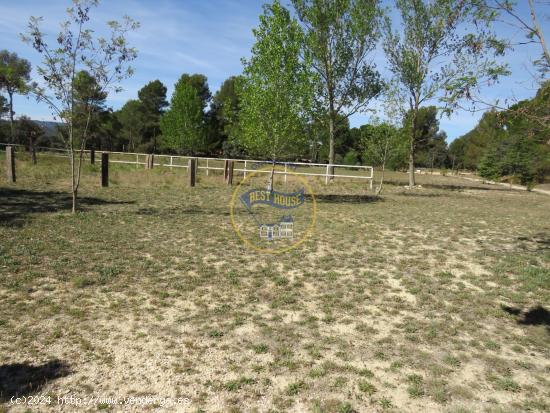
0;0;547;141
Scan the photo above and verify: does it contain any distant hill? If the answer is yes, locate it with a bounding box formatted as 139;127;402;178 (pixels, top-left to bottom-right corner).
34;120;62;137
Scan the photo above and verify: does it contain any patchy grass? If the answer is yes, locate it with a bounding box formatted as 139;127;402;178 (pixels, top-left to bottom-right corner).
0;153;549;412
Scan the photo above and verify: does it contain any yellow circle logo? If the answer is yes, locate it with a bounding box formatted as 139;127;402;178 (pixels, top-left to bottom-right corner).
230;165;316;253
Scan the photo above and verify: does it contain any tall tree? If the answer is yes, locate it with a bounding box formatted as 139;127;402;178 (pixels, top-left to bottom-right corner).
236;1;315;189
73;70;108;149
208;75;242;154
137;79;167;151
383;0;508;187
160;75;206;154
0;50;31;142
292;0;383;178
23;0;138;213
403;106;447;168
116;100;145;151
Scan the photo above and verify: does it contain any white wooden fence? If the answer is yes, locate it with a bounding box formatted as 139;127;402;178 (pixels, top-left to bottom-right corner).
0;143;374;188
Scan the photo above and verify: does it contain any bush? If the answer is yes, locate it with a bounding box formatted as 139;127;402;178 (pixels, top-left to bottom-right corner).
342;149;360;166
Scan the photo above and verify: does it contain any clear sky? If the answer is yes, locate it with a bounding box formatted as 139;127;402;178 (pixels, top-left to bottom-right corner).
0;0;547;141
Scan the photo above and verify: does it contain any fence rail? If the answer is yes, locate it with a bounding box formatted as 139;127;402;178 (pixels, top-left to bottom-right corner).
0;143;374;188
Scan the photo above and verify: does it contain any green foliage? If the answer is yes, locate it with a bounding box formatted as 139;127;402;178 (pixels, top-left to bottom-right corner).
383;0;508;184
360;122;406;170
458;81;550;185
16;115;44;145
451;110;506;170
137;79;168;150
161;74;206;154
208;75;243;155
235;1;314;160
342;149;360;166
0;50;32;140
116;100;145;151
0;50;31;95
478;146;503;182
0;94;8;119
293;0;383;165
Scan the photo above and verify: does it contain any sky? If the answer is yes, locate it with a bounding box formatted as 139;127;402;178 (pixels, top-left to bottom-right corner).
0;0;547;142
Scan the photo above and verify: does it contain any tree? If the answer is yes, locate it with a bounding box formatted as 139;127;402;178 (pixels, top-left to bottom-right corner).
490;0;549;78
235;1;315;189
361;122;405;194
383;0;508;187
160;75;206;154
137;79;167;151
23;0;138;213
116;100;145;151
292;0;383;178
478;145;503;182
403;106;439;168
16;115;44;164
208;76;242;154
0;50;31;142
466;1;550;128
73;70;108;150
0;95;7;119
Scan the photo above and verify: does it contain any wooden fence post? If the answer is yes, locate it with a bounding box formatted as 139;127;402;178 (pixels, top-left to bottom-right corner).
101;152;109;187
6;145;15;183
227;160;234;185
147;154;154;169
90;148;95;165
224;160;229;182
189;158;196;187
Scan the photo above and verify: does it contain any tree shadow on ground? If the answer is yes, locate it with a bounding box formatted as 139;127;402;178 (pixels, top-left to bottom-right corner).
517;233;550;252
309;194;382;204
0;360;71;402
0;187;134;227
502;305;550;334
395;192;444;198
135;206;231;216
386;180;513;192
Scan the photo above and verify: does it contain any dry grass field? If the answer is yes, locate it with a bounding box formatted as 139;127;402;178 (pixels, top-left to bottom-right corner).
0;153;549;412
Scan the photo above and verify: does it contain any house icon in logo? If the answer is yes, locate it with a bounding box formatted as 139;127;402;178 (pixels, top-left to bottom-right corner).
259;215;294;241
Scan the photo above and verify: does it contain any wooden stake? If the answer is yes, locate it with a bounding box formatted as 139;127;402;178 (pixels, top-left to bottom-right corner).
101;152;109;187
227;160;234;185
90;149;95;165
188;158;196;187
6;145;15;183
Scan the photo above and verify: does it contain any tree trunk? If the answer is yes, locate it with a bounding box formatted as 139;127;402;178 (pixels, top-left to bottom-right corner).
376;162;386;195
268;160;275;192
376;139;389;196
328;111;335;180
408;139;415;187
72;188;78;214
8;91;14;144
29;134;37;165
408;103;419;187
71;148;76;214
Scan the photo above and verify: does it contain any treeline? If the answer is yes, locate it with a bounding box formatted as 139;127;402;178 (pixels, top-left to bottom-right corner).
450;81;550;186
2;0;549;191
1;67;459;173
1;66;451;170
